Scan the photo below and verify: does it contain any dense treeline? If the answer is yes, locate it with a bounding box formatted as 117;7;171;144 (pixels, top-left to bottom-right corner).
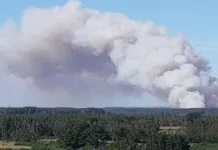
0;107;218;149
2;107;218;116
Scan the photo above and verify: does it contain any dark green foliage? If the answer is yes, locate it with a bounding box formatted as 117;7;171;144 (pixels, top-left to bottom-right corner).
2;107;218;149
32;141;66;150
60;119;109;149
191;143;218;150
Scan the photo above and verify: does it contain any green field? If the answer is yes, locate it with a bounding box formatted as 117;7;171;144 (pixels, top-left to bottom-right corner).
159;126;184;134
0;141;31;149
159;126;182;130
190;143;218;150
0;139;59;150
38;139;58;142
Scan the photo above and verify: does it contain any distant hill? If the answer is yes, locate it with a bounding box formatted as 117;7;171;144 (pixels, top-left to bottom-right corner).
103;107;210;116
103;107;218;116
0;107;217;116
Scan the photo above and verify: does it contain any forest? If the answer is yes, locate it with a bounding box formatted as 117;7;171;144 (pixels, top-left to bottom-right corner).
0;107;217;149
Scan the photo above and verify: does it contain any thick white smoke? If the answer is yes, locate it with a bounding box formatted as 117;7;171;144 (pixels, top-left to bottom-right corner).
0;0;217;108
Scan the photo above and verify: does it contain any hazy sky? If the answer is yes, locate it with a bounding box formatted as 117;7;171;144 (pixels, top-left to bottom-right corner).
0;0;217;107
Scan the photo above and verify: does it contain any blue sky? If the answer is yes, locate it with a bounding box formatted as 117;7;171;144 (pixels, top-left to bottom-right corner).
0;0;217;107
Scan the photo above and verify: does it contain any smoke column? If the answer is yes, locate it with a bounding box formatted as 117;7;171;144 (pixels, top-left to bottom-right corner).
0;0;218;108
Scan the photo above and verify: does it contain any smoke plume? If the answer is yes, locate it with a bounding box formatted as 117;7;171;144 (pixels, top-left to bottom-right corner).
0;0;217;108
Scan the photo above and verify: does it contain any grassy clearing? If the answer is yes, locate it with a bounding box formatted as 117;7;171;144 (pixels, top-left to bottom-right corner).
0;139;59;150
159;126;183;134
38;139;58;143
159;126;182;130
191;143;218;150
0;141;31;149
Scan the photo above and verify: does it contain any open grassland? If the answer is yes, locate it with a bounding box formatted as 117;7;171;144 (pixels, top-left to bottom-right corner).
0;141;31;150
159;126;182;130
38;138;58;142
0;139;60;150
191;143;218;150
159;126;184;134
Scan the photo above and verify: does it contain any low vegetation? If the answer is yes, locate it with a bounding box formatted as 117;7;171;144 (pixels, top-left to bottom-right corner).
191;143;218;150
0;141;31;149
159;126;185;135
